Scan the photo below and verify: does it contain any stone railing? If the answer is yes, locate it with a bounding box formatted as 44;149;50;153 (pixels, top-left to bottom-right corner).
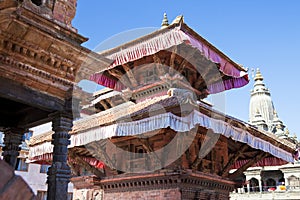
231;191;300;200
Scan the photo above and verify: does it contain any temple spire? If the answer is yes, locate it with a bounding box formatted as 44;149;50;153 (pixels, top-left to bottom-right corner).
254;68;264;81
161;13;169;28
272;110;285;136
248;69;299;143
249;68;274;127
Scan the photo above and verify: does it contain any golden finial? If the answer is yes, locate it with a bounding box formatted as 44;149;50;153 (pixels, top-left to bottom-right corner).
254;68;264;81
161;13;169;28
285;128;290;135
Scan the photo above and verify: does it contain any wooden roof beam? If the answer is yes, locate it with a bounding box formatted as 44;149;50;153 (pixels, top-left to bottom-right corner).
169;46;178;69
107;68;131;88
122;64;138;87
69;149;105;178
86;140;117;173
191;133;206;170
153;55;165;76
229;152;268;180
99;100;109;110
69;161;80;176
0;77;64;112
138;138;161;168
176;59;188;74
219;144;249;177
105;98;116;107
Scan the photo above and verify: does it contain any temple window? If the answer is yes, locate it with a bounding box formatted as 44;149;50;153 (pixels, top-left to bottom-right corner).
144;68;157;83
31;0;42;6
135;146;145;158
288;175;300;189
16;158;29;171
249;178;260;192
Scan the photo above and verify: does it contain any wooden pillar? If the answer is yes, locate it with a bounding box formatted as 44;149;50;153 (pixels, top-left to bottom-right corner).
47;112;73;200
2;128;25;168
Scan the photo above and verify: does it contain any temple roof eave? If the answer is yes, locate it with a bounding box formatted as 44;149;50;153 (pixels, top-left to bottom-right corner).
90;21;249;95
28;93;296;164
98;22;247;74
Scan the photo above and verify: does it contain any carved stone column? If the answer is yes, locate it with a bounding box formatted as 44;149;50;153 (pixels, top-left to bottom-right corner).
47;112;73;200
2;128;25;168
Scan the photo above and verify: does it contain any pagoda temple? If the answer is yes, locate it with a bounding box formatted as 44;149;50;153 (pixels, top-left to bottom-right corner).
27;13;297;200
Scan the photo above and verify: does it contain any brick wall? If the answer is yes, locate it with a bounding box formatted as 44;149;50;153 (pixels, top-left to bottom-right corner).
53;0;77;28
104;188;181;200
103;188;231;200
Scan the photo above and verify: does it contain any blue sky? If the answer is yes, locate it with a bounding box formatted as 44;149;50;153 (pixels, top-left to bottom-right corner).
73;1;300;138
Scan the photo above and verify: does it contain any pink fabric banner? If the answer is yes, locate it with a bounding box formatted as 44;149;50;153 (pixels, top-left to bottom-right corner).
31;153;105;169
89;27;249;94
231;157;288;169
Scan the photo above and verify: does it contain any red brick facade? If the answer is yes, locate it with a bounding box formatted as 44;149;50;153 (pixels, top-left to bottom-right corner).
72;170;234;200
104;189;181;200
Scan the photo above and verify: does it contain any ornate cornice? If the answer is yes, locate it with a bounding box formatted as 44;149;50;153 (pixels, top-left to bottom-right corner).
0;32;77;82
96;171;235;193
0;54;73;87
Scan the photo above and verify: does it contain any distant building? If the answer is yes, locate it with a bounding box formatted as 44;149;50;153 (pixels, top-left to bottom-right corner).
230;69;300;200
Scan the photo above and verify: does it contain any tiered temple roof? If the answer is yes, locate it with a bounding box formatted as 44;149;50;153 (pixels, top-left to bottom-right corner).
27;15;297;194
29;88;296;164
89;15;249;98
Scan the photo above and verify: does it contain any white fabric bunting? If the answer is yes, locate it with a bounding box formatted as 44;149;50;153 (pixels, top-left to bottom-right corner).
29;110;294;163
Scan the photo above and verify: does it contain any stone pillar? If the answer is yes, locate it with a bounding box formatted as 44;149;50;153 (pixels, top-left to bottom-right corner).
2;128;25;168
247;182;250;193
47;112;73;200
258;178;262;193
285;177;289;189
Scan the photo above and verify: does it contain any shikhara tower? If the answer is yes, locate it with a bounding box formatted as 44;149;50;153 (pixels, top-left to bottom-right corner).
249;69;297;142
